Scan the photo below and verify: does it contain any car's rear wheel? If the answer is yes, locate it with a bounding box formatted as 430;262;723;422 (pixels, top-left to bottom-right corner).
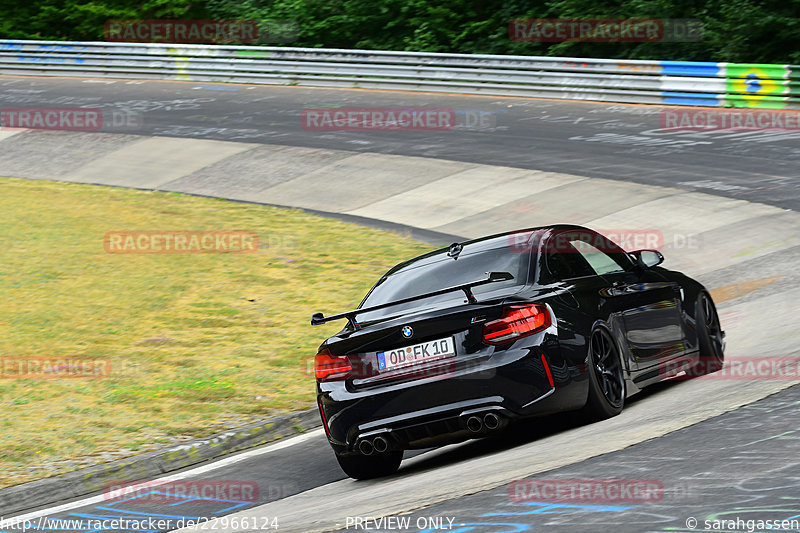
335;450;403;480
692;292;725;375
582;328;626;421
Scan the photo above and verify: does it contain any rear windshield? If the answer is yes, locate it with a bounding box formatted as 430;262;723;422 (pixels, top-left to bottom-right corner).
357;237;531;322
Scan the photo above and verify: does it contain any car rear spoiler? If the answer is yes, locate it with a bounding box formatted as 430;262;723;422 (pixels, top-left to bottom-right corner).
311;271;513;330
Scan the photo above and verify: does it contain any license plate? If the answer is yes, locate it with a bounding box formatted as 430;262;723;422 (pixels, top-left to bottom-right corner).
377;337;455;372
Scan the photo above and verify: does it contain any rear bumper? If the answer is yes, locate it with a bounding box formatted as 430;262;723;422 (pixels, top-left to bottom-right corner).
318;335;587;454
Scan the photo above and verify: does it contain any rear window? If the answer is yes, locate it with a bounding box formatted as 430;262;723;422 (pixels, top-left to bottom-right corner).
357;237;531;322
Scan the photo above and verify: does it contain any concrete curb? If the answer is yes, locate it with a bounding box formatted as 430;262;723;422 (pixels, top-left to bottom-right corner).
0;408;320;516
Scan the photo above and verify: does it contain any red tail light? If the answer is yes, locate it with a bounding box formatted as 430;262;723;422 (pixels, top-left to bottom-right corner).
315;348;352;382
483;304;551;345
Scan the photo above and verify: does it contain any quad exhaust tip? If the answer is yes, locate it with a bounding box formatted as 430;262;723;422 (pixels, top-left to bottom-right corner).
373;436;388;453
358;439;374;455
466;415;484;433
484;412;501;430
357;435;389;455
466;412;504;433
358;412;505;453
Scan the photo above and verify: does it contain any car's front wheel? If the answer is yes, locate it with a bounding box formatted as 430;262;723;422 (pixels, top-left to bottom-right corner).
335;450;403;480
582;328;626;421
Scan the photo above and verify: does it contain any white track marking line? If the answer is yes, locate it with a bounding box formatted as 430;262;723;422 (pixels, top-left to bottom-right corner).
0;428;324;525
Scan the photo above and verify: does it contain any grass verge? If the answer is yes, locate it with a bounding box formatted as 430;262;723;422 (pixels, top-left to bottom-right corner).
0;177;433;487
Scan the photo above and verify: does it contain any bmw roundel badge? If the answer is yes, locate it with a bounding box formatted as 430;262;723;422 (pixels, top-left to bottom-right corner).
401;326;413;338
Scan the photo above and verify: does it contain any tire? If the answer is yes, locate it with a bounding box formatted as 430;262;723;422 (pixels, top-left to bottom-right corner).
691;292;725;376
582;328;626;421
335;450;403;480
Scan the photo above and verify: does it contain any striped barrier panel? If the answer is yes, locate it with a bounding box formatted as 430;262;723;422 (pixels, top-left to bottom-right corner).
0;40;798;109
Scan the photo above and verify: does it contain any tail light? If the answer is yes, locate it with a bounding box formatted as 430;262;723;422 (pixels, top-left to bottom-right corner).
315;348;352;382
483;304;551;345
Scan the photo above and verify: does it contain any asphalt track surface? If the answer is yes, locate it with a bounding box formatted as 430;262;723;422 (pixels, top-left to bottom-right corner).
0;76;798;209
0;75;799;532
372;383;800;533
3;386;799;533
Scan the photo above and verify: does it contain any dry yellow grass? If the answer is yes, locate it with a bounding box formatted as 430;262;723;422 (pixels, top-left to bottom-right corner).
0;177;433;487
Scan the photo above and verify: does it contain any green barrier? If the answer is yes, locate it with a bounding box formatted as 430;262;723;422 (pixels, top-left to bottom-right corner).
724;95;790;109
724;63;792;108
789;66;800;80
235;50;271;58
725;63;789;80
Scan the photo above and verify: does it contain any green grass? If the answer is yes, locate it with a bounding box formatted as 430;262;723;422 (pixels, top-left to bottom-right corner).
0;177;433;487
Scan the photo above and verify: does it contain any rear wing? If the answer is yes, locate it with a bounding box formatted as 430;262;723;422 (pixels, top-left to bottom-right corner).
311;271;513;330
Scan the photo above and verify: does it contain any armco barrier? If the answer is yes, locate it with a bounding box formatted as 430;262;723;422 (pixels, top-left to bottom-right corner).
0;40;798;109
723;63;797;109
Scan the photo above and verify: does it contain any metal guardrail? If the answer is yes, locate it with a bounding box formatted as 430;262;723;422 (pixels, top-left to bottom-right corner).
1;40;798;109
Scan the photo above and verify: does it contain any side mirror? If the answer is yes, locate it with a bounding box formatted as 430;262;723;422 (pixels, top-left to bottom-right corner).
631;249;664;269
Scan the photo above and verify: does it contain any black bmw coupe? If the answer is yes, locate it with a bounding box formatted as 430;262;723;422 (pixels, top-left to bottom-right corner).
311;225;725;479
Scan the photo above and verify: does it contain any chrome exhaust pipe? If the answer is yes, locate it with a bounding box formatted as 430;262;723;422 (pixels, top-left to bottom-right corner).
466;415;483;433
483;412;501;430
358;439;374;455
373;436;388;453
